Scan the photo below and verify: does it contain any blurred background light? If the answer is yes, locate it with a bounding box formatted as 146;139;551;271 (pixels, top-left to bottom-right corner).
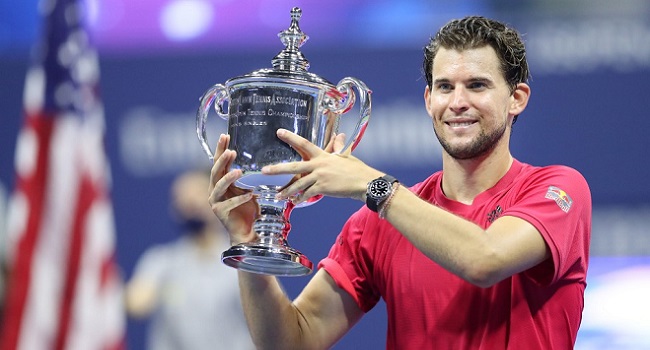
160;0;214;42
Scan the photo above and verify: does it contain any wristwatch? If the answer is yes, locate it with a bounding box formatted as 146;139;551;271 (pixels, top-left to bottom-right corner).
366;175;399;212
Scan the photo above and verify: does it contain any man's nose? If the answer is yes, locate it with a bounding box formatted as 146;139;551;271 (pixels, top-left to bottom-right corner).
449;87;470;113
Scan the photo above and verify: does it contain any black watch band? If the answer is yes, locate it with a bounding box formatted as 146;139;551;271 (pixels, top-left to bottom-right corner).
366;175;399;212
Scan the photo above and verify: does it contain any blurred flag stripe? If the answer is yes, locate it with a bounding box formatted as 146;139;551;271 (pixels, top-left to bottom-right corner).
54;174;90;350
0;0;126;349
1;115;54;350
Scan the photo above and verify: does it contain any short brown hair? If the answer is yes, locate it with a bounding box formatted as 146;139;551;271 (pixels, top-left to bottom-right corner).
423;16;530;93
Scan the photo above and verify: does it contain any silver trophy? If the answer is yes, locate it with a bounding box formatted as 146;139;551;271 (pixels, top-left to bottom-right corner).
196;7;371;276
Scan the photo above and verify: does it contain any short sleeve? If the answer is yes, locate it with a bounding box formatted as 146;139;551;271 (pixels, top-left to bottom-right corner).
505;166;592;285
318;208;380;312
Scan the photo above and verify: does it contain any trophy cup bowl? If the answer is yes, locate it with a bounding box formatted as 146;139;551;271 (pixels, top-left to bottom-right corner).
196;7;371;276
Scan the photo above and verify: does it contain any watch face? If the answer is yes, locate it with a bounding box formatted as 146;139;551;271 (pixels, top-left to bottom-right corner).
369;179;391;199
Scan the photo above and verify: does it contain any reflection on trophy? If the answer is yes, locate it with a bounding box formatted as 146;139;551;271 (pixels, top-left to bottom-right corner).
196;7;371;276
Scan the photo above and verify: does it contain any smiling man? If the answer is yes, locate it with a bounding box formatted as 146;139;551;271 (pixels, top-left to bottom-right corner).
209;16;592;350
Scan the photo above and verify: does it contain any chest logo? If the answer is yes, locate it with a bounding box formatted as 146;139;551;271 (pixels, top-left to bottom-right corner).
487;205;503;223
545;186;573;213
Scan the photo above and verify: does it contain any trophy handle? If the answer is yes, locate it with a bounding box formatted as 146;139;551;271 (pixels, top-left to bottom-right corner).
196;83;230;161
334;77;371;153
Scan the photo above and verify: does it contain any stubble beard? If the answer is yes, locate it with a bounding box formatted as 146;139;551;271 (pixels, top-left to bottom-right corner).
434;120;508;160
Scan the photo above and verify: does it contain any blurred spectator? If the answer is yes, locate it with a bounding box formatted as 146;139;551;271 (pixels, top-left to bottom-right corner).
125;170;254;350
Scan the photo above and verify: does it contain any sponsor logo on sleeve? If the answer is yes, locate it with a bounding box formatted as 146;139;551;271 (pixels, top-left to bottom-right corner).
545;186;573;213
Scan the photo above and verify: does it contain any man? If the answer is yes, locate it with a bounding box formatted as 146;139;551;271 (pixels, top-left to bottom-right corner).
208;16;591;349
126;170;254;350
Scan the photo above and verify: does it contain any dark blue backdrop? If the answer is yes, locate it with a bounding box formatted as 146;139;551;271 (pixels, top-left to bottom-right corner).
1;3;650;349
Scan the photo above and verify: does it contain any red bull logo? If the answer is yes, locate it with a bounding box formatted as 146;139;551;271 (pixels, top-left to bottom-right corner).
545;186;573;213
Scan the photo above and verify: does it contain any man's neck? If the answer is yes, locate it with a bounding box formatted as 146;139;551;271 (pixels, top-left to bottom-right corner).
440;149;513;205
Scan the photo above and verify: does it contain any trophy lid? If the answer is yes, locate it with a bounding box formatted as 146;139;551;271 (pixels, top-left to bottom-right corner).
228;7;334;88
272;7;310;72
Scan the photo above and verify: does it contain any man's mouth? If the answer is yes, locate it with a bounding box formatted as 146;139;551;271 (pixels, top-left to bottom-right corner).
446;121;476;127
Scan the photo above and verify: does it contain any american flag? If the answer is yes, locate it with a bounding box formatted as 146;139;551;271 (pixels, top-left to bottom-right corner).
0;0;126;349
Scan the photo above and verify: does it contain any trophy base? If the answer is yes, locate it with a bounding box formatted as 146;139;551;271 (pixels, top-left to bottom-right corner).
222;241;313;276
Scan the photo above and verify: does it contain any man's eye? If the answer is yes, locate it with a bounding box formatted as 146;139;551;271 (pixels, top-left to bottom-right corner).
437;83;452;91
469;82;487;90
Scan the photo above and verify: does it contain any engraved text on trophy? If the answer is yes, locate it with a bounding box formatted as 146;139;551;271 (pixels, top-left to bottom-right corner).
228;87;315;172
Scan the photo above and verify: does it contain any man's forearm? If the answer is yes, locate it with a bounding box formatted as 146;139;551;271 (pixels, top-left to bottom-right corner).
238;271;305;350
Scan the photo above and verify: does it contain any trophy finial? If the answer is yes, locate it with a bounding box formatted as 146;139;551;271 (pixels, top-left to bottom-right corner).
291;7;301;19
272;7;310;71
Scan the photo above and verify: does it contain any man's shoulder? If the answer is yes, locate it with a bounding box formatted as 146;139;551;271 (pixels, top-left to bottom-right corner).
514;161;592;203
518;161;588;184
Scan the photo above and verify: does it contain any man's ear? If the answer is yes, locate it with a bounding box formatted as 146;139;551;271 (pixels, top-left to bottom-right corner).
510;83;531;116
424;85;434;117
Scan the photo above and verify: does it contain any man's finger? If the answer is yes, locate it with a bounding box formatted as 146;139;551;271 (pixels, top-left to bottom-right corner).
276;128;321;157
210;149;236;187
333;133;348;155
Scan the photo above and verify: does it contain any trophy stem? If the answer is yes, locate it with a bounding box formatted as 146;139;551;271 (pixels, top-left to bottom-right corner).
221;188;313;276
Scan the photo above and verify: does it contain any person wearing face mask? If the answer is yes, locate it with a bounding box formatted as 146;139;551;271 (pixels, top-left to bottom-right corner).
125;170;254;350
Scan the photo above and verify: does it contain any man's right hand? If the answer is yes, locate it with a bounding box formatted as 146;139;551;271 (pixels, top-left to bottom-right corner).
208;134;259;245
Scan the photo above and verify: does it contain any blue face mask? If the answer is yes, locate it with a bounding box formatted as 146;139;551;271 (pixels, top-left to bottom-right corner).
177;216;207;235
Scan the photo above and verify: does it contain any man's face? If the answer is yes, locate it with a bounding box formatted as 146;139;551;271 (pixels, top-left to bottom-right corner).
424;46;520;160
